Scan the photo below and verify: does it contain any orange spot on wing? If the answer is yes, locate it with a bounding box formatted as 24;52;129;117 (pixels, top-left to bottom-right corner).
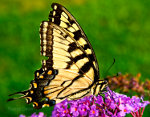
44;90;49;94
48;70;52;75
39;75;44;79
43;104;49;107
33;83;37;88
30;90;34;94
33;102;38;106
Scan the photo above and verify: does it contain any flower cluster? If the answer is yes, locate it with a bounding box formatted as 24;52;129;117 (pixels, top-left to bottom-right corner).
19;112;46;117
52;88;149;117
108;73;150;99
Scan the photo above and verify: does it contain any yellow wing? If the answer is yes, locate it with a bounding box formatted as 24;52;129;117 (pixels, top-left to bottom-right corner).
39;22;96;102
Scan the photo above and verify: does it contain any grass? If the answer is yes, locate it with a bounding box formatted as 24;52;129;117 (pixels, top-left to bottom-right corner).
0;0;150;116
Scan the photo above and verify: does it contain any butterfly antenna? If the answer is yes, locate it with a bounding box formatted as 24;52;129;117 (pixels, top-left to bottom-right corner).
104;58;116;80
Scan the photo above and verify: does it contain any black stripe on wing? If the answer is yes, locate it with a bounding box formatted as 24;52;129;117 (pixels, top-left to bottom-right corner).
49;3;99;77
40;22;97;81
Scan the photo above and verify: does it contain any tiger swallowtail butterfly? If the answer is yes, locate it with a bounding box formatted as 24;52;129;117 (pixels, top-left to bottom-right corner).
8;3;108;109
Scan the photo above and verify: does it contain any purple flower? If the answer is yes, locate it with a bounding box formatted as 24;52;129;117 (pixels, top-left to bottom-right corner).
51;88;149;117
19;88;150;117
70;105;79;116
89;104;99;117
38;112;45;117
19;112;46;117
31;113;37;117
118;104;132;116
95;95;103;105
19;115;26;117
30;112;46;117
78;104;89;116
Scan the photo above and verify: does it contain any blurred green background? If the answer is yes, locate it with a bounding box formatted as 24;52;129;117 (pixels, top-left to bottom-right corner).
0;0;150;116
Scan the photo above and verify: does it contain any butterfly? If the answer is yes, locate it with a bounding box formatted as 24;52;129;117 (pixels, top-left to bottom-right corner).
8;3;108;109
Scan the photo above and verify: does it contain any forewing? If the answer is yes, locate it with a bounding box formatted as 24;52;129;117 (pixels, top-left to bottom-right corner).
49;3;99;76
40;22;96;80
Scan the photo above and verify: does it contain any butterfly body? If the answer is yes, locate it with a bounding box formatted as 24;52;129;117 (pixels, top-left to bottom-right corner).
8;3;108;109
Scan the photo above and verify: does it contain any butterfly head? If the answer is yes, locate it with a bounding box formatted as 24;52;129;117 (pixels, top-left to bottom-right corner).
92;79;108;95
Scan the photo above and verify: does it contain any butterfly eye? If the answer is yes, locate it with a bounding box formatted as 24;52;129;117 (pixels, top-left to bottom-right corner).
48;100;56;106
